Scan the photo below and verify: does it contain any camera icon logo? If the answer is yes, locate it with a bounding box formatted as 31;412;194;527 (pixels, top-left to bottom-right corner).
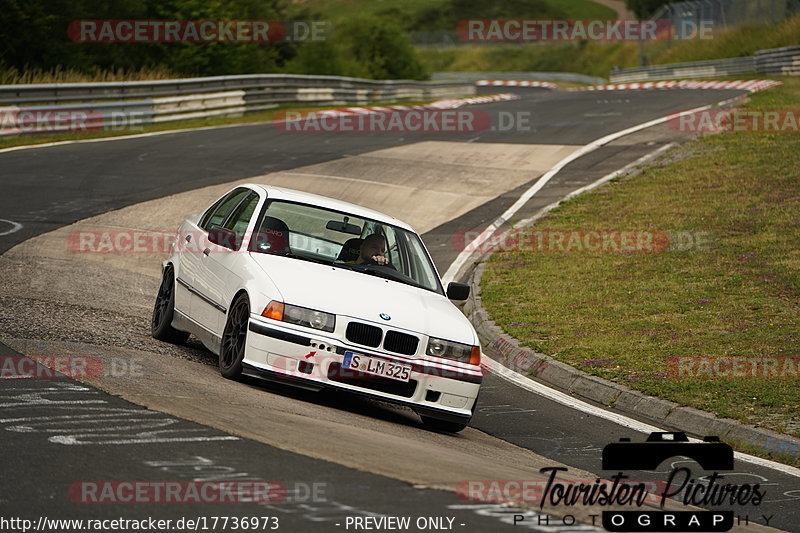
602;431;734;471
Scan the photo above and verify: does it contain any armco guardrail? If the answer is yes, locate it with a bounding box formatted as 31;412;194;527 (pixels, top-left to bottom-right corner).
610;56;756;82
0;74;475;136
755;45;800;75
610;45;800;82
432;71;606;85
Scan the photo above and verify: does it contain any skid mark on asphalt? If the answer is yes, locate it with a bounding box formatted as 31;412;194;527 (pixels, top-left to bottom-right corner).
144;455;385;527
0;380;238;445
478;404;538;416
0;218;22;236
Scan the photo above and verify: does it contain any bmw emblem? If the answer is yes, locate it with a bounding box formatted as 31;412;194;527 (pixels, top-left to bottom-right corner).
379;313;391;321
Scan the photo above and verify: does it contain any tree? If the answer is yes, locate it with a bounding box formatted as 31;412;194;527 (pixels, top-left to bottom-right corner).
315;15;427;80
0;0;288;77
284;15;427;80
626;0;670;18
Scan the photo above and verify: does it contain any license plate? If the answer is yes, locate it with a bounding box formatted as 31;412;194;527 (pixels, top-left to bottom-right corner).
342;351;411;382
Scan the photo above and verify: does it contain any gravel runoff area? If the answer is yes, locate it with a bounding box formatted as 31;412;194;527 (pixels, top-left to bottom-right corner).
0;190;222;366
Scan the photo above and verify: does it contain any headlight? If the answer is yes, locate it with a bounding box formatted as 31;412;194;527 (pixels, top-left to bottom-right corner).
282;303;335;332
426;337;481;365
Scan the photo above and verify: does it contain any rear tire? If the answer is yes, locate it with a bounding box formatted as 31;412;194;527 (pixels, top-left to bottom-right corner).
220;294;250;380
420;415;469;433
151;266;189;344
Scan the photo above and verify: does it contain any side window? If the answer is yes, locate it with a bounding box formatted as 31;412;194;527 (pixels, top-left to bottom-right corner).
199;198;225;229
223;192;259;232
223;192;260;248
200;189;249;231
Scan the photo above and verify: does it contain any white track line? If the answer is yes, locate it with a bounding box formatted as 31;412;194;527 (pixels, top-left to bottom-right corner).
0;219;23;236
514;142;676;229
483;356;662;433
484;358;800;478
442;97;743;285
0;121;273;155
0;94;518;155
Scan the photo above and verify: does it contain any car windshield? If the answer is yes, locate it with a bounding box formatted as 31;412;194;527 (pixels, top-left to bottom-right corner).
249;199;443;294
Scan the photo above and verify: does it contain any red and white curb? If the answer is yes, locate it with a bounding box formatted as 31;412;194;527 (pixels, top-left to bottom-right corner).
473;79;782;94
296;93;520;120
429;93;520;107
569;79;783;93
475;80;558;89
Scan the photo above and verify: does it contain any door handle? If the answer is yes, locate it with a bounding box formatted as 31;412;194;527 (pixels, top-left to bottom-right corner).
203;248;211;256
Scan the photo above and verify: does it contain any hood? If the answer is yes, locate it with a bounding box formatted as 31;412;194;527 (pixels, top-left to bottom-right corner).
249;254;476;344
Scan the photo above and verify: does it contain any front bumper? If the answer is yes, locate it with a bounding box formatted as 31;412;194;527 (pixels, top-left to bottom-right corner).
243;317;482;422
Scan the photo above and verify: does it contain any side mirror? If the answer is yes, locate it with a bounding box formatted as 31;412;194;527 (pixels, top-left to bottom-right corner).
446;282;470;301
208;226;238;250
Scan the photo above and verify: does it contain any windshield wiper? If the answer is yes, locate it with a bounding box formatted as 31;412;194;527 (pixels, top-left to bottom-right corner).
331;260;359;271
262;251;331;266
336;262;425;289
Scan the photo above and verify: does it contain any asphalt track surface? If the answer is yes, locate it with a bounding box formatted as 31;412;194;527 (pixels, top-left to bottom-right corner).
2;86;798;532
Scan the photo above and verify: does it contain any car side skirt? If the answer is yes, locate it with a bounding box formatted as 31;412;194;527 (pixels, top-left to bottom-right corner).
176;277;227;314
172;309;222;355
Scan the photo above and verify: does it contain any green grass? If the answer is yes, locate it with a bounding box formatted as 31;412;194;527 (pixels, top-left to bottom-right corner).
424;14;800;77
291;0;615;22
0;65;178;85
655;15;800;64
289;0;448;21
420;42;637;78
481;78;800;447
545;0;616;19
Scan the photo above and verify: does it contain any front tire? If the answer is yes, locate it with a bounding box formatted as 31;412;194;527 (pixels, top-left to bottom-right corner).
220;293;250;380
151;266;189;344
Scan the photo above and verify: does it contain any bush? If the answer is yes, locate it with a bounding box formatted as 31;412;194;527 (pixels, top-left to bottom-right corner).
286;15;427;80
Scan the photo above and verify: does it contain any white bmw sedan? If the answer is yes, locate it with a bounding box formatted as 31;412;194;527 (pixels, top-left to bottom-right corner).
152;184;483;432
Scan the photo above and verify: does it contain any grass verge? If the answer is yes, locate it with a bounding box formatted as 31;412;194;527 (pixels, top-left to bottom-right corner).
481;78;800;445
0;65;178;85
423;14;800;77
292;0;614;23
420;42;637;79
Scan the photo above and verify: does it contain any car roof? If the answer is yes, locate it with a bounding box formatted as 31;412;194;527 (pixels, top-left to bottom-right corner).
246;183;415;232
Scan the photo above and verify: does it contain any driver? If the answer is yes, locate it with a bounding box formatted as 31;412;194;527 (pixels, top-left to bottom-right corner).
354;233;390;265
